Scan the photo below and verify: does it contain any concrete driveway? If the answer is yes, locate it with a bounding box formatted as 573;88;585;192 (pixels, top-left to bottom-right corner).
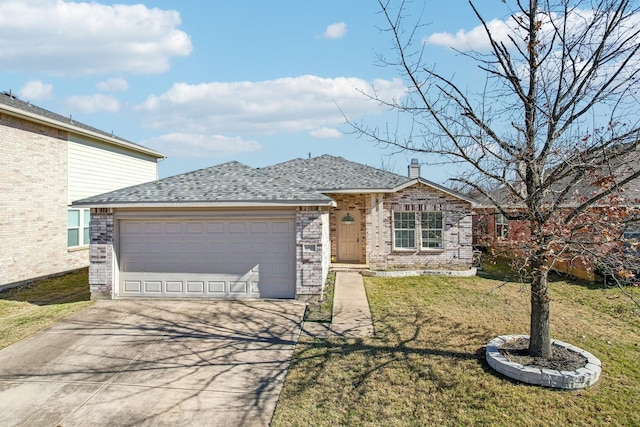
0;299;305;427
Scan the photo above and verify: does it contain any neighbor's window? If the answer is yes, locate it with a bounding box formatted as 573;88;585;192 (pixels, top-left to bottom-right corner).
421;212;443;249
68;208;90;247
496;212;508;239
394;211;416;249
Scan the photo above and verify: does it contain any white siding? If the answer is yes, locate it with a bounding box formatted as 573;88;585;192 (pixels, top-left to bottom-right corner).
68;134;158;203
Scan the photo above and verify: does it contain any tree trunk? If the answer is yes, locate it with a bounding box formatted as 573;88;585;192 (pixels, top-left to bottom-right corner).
529;266;551;358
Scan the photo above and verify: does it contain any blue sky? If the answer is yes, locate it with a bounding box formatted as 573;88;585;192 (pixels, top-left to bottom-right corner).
0;1;513;182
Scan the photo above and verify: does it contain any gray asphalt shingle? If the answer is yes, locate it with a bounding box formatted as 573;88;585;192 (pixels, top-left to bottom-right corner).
74;161;334;206
74;154;476;206
260;154;411;190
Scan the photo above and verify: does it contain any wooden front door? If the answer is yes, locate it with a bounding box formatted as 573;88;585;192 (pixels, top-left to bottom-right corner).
337;210;360;262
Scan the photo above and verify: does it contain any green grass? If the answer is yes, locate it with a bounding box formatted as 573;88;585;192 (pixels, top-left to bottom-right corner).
304;272;336;323
0;269;94;350
273;275;640;426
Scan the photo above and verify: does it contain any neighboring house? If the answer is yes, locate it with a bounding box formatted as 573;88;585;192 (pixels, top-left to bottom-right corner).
0;92;165;289
74;155;476;300
473;148;640;281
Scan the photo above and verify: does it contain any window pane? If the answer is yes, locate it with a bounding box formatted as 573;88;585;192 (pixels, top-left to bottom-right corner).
395;230;415;248
421;212;443;249
83;209;90;225
394;212;416;248
68;210;80;227
83;227;90;245
496;214;508;238
422;230;443;248
68;229;79;247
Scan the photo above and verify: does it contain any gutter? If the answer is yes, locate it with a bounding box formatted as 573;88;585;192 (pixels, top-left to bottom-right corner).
0;103;165;159
72;200;337;209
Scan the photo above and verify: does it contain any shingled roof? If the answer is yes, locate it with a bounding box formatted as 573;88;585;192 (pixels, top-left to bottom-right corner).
73;161;335;207
74;154;476;207
260;154;411;190
262;155;477;203
0;91;163;158
475;142;640;209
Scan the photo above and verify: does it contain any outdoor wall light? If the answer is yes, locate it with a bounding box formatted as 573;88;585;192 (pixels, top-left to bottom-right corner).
341;213;355;224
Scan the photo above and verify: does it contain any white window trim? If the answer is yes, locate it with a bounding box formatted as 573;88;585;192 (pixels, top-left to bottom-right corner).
496;212;508;239
393;211;416;251
421;211;444;250
392;210;445;252
68;208;90;248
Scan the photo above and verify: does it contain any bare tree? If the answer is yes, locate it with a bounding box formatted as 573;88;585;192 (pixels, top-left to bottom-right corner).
354;0;640;357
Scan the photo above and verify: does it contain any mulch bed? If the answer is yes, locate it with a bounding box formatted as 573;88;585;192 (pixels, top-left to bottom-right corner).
500;336;587;371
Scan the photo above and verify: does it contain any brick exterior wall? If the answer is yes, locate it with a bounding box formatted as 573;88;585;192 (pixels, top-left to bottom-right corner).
88;209;115;299
295;208;330;298
0;113;88;288
381;184;473;269
328;184;473;270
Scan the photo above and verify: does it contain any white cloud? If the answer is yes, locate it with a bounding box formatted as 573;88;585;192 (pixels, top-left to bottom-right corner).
322;22;347;39
0;0;192;75
142;133;261;158
67;94;120;113
136;75;406;135
424;18;514;50
96;77;129;92
18;80;52;101
310;127;343;139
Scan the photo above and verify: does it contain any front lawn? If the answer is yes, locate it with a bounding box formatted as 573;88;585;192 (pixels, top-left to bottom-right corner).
273;275;640;426
0;269;93;350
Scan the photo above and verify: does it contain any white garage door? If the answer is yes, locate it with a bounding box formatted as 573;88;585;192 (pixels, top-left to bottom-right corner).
118;218;296;298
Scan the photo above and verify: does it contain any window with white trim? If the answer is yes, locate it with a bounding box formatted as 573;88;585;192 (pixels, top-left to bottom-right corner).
496;212;508;239
393;210;444;250
67;208;90;247
394;211;416;249
421;212;443;249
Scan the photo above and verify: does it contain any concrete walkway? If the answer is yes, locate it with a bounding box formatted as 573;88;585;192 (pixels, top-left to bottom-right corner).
302;272;374;338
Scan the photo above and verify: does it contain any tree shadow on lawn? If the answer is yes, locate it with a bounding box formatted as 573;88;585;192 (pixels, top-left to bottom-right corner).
288;310;497;398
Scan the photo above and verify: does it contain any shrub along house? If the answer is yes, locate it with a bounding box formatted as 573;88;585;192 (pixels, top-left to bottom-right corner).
74;155;475;300
0;92;164;289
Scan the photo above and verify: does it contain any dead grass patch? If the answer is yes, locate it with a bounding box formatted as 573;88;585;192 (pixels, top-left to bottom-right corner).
273;275;640;426
0;269;93;350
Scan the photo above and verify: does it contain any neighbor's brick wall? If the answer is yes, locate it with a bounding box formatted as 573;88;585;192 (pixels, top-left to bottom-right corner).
296;208;330;298
379;184;474;269
0;113;88;288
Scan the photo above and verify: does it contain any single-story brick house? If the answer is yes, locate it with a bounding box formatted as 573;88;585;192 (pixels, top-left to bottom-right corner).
74;155;475;300
0;92;164;289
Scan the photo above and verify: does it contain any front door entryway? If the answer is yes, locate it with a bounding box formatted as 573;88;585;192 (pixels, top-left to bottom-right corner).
337;210;361;262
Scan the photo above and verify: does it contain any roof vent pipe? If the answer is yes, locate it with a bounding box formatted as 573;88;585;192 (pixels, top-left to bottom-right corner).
408;158;421;178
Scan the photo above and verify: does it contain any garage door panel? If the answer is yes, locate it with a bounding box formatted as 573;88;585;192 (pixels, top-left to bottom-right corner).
143;281;162;293
272;221;292;233
250;222;269;233
186;281;205;294
144;223;163;233
229;223;246;233
119;218;295;298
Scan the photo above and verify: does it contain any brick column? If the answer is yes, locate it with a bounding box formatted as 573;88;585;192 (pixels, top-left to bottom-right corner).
295;208;330;300
89;209;115;299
